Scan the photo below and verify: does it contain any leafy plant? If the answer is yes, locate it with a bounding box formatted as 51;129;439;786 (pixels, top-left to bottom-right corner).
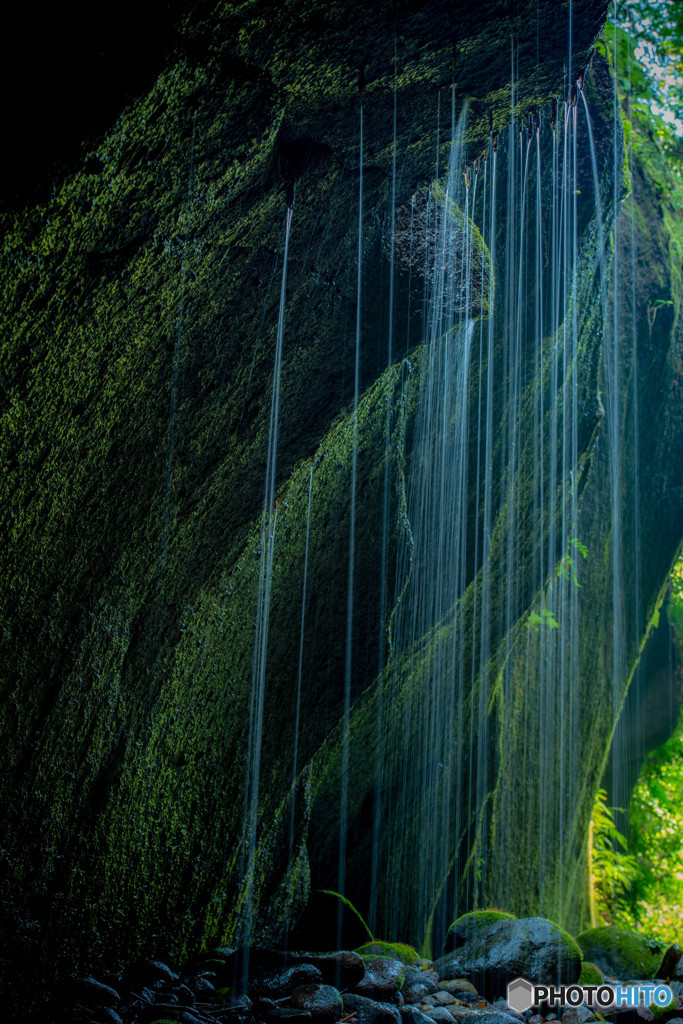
527;608;560;632
320;889;374;941
588;789;638;927
556;538;587;588
611;707;683;944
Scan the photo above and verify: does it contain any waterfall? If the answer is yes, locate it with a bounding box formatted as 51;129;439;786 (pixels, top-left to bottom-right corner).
242;204;293;945
239;23;631;951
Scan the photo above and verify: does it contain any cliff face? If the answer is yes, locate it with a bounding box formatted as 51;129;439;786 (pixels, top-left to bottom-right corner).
8;0;682;1003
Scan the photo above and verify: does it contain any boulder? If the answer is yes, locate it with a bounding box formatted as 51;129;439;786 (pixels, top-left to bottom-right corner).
444;913;516;954
576;928;664;981
434;917;582;1000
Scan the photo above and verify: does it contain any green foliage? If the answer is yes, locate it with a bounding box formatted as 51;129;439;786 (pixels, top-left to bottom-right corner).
668;553;683;643
589;789;638;926
527;608;560;632
604;18;683;173
615;1;683;123
592;560;683;946
612;713;683;945
321;890;374;942
556;538;588;588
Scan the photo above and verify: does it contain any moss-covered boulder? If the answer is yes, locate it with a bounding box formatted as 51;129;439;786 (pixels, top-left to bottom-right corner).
578;961;605;986
356;942;422;966
444;910;516;953
576;927;664;981
434;917;582;999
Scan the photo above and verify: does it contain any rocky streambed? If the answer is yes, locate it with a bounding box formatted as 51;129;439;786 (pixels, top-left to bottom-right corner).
39;916;683;1024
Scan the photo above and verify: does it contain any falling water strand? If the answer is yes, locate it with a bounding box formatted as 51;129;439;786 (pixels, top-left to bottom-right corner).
242;203;293;947
338;102;363;934
627;26;643;777
370;60;398;932
581;88;627;797
610;16;627;828
382;98;475;941
471;130;497;914
288;461;314;892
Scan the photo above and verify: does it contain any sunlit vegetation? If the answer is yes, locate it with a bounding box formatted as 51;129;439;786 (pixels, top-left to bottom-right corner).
615;0;683;136
589;558;683;945
586;7;683;946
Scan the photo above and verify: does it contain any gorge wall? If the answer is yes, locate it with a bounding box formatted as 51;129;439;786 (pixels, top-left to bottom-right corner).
3;0;682;1008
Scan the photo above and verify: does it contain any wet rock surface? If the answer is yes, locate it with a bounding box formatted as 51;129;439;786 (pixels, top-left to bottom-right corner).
353;959;406;1000
435;919;582;999
41;936;683;1024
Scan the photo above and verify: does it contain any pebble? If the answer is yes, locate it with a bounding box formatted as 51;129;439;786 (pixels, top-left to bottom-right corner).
562;1007;596;1023
490;999;524;1018
422;1007;456;1023
404;967;440;989
192;974;216;994
402;1007;440;1024
440;980;479;996
405;984;437;1003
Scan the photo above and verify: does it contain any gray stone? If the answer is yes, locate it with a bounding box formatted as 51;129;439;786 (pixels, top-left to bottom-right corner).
343;993;402;1024
293;951;366;990
354;959;406;1000
445;1007;520;1024
490;997;524;1017
405;985;435;1004
422;1008;455;1024
401;1007;438;1024
562;1007;596;1024
291;983;343;1020
440;981;479;996
434;918;582;1001
404;968;440;994
68;977;121;1007
251;965;324;1000
266;1009;314;1023
424;992;457;1007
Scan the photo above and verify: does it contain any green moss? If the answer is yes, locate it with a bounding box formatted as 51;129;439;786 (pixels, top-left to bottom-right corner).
576;927;664;980
355;942;421;965
444;909;515;950
0;0;653;1007
578;961;604;986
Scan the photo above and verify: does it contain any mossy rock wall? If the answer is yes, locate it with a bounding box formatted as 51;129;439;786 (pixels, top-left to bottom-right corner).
6;0;667;1003
485;57;683;928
